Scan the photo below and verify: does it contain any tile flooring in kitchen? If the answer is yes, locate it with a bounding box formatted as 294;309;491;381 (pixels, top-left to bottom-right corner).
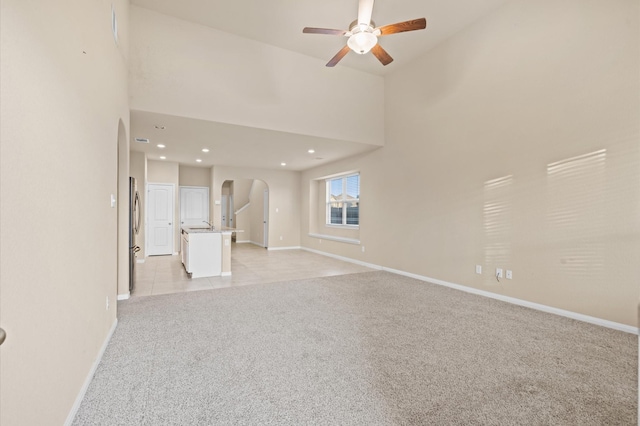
131;243;374;297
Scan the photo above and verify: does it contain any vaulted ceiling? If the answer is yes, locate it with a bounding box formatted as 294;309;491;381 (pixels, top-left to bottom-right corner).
129;0;513;170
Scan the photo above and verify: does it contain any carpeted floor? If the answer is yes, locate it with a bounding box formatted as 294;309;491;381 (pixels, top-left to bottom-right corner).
74;271;637;425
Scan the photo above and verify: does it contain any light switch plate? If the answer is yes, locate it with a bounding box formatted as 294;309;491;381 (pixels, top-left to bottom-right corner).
506;270;513;279
475;265;482;274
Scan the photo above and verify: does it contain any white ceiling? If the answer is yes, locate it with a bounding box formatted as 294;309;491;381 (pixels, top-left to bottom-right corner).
130;0;511;75
131;111;382;171
129;0;512;171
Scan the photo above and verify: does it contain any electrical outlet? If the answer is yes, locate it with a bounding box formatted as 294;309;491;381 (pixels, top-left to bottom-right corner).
280;236;283;241
475;265;482;274
362;246;365;253
496;268;503;279
506;270;513;280
106;296;109;311
224;239;229;246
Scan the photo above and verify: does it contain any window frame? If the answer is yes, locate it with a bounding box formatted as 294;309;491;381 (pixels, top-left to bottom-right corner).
325;173;360;228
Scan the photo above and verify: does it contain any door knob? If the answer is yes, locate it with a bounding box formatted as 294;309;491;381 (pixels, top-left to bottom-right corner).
0;328;6;346
168;223;172;225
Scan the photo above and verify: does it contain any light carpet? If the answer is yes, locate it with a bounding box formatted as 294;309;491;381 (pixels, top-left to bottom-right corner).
73;271;637;425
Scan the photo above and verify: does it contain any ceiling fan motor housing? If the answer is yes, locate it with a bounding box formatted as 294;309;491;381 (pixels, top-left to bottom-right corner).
347;20;378;54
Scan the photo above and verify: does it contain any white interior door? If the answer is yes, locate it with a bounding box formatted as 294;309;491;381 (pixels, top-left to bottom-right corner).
147;183;174;256
180;186;209;227
221;195;228;227
263;190;269;248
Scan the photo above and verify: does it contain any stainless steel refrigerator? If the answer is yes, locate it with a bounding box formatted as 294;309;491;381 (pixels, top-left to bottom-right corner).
129;177;141;292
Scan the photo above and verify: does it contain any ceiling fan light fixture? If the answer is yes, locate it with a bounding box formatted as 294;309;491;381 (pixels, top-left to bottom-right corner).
347;31;377;54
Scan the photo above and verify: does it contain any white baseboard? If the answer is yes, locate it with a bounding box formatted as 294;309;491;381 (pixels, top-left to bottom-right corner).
235;240;250;244
250;241;265;248
64;319;118;426
117;293;130;301
268;246;302;251
301;247;639;335
221;272;232;277
301;247;382;271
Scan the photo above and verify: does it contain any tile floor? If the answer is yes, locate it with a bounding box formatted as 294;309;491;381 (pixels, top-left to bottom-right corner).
131;243;374;297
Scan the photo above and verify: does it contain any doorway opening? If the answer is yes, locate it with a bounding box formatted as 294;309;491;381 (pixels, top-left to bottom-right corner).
220;179;269;248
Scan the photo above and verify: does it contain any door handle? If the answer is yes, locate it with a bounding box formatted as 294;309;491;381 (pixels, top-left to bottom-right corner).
168;223;172;225
0;328;6;346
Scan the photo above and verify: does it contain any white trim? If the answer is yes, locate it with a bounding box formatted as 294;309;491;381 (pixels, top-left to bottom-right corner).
64;319;118;426
325;224;359;230
235;240;251;244
136;259;145;264
308;233;360;245
301;247;381;270
301;247;639;335
268;246;302;251
221;272;232;277
117;293;130;300
235;202;251;215
382;266;638;335
250;241;265;248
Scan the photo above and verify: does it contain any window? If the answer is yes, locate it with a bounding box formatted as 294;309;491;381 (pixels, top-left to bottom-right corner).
327;174;359;226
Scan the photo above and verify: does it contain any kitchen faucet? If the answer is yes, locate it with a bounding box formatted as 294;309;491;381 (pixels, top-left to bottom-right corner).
203;221;214;229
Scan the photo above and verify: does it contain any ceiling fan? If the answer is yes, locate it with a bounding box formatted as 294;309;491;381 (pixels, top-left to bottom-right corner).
303;0;427;67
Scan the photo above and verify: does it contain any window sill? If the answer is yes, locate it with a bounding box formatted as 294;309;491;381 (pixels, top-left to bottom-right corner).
324;224;359;230
308;233;360;245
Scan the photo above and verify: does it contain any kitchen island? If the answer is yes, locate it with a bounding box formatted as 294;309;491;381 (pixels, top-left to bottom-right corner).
180;227;234;278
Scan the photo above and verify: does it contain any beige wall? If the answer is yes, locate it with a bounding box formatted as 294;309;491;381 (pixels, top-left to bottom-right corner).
179;164;211;187
0;0;130;423
130;151;147;260
233;179;253;209
212;166;301;249
148;160;180;253
301;0;640;326
129;6;384;146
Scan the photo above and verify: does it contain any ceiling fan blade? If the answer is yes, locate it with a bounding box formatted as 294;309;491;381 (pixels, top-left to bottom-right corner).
377;18;427;36
371;44;393;66
303;27;348;36
326;45;351;67
358;0;375;25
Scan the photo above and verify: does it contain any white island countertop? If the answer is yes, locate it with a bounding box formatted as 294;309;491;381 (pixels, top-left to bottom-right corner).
182;227;240;234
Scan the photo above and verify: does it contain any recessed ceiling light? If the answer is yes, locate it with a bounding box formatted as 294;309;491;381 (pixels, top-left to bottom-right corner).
196;159;202;163
308;149;315;154
157;144;165;148
154;125;166;130
280;162;287;166
160;156;166;160
202;148;210;153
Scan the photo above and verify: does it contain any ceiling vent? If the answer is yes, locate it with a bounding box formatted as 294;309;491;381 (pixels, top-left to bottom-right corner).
134;138;149;144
